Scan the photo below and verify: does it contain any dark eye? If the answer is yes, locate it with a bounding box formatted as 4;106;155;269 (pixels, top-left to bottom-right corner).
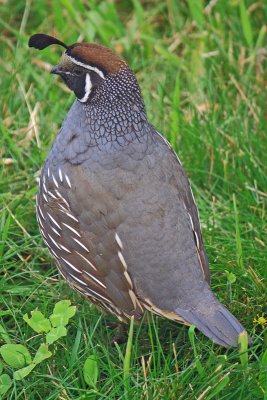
74;68;83;76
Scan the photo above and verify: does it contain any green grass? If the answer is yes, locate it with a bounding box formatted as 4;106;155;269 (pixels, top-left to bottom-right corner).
0;0;266;398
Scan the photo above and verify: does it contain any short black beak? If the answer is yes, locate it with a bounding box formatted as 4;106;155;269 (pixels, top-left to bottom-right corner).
50;65;62;75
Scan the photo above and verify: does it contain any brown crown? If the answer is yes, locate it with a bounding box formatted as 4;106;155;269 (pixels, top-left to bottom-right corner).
67;43;127;74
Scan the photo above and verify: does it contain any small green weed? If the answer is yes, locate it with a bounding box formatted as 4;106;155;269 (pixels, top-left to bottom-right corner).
0;300;76;397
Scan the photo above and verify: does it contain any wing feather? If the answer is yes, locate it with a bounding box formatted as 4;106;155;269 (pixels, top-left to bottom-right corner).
37;165;143;321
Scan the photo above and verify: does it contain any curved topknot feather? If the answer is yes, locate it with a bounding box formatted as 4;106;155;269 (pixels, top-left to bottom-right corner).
28;33;69;50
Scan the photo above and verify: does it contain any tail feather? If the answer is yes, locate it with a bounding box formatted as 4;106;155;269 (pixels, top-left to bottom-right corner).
175;291;251;348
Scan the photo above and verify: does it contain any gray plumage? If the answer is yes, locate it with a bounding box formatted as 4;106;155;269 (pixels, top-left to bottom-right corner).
31;34;249;347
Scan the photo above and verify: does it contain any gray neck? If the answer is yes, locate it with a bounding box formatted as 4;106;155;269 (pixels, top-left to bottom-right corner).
50;68;151;165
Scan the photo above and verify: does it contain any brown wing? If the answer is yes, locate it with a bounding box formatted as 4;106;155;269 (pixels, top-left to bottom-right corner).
36;164;144;321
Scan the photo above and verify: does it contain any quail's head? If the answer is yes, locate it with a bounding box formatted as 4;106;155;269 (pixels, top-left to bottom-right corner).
29;33;128;103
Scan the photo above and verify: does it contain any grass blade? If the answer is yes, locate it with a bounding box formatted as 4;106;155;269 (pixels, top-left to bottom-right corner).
170;73;180;149
238;331;249;370
123;316;134;396
239;0;253;48
233;193;243;270
206;373;230;400
188;325;205;377
187;0;204;28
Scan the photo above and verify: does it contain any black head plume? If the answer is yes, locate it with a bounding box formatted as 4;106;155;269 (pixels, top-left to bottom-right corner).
28;34;69;50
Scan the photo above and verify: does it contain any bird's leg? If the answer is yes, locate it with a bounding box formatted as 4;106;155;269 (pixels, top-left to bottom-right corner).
111;322;127;345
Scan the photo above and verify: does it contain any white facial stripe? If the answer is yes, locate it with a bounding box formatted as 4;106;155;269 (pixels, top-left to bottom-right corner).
79;73;92;103
67;54;105;79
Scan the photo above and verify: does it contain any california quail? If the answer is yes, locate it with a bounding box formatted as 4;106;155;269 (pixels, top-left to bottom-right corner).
29;33;250;347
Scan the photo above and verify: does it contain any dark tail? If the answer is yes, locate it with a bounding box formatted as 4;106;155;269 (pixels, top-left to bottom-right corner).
175;288;251;348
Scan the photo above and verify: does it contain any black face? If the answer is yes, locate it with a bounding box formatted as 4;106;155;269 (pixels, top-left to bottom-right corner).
51;65;104;102
59;68;86;99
